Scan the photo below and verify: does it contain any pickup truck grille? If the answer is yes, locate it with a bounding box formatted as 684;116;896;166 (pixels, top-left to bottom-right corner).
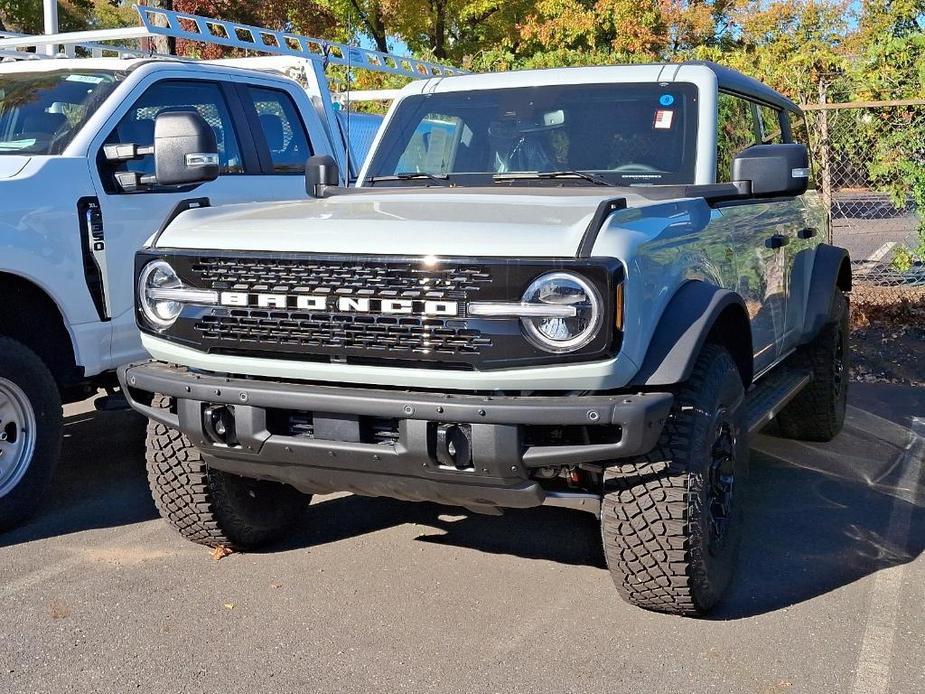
139;252;622;370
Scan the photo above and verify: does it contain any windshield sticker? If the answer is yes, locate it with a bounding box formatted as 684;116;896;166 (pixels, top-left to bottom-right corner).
66;74;106;84
654;110;674;129
659;94;675;106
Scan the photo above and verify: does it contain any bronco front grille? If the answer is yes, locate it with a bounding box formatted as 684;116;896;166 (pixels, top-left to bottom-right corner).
186;256;496;364
193;257;493;297
139;252;622;370
194;311;492;356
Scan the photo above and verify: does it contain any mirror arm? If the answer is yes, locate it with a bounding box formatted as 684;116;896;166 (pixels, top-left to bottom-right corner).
113;171;158;193
103;143;155;163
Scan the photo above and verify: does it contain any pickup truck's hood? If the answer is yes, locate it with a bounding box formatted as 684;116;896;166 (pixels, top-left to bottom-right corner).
0;156;30;179
156;189;644;258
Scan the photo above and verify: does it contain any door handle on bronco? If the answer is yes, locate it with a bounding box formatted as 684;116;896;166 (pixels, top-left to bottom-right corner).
765;234;791;249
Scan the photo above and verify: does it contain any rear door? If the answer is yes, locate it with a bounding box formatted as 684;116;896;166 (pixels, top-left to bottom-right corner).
89;71;320;367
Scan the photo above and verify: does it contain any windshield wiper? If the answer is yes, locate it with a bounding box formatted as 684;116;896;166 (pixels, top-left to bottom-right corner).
367;172;451;186
492;170;612;186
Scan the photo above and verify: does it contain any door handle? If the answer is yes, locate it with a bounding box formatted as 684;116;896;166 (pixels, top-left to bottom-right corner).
765;234;791;249
797;227;817;239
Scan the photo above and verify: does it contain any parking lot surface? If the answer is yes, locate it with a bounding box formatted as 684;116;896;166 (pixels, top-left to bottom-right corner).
1;384;922;694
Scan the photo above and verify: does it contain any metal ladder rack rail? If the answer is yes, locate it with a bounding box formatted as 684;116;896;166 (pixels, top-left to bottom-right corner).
0;30;153;60
0;5;467;80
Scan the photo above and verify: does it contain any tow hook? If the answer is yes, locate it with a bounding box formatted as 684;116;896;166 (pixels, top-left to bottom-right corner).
436;424;473;470
203;405;238;447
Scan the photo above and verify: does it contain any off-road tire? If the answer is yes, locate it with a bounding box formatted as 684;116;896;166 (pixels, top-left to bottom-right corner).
0;338;62;532
602;344;747;616
145;394;308;549
775;291;849;442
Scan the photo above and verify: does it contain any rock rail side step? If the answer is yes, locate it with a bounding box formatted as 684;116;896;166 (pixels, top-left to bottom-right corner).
743;368;813;435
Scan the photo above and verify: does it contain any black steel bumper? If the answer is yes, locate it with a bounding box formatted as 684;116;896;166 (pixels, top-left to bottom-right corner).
119;361;672;512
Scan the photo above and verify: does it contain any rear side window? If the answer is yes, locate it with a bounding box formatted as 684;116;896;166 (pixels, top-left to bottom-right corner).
716;92;759;182
105;80;244;182
246;86;311;173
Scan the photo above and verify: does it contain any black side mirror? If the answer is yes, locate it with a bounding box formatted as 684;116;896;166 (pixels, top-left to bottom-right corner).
732;143;809;198
152;111;220;187
305;154;340;198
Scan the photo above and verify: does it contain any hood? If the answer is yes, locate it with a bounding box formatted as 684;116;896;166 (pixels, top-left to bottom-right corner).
155;188;646;258
0;156;30;180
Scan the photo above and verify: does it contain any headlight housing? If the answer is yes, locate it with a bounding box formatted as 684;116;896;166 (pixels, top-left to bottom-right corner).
138;260;185;330
520;272;603;353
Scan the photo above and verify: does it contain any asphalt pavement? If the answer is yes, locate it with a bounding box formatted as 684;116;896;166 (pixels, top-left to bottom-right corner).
0;383;922;694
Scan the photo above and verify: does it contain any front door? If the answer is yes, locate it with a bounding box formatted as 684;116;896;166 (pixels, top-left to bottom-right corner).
90;76;312;367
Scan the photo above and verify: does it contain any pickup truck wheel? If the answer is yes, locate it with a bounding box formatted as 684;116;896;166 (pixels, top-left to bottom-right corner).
601;344;747;616
775;291;849;442
146;394;309;550
0;338;62;532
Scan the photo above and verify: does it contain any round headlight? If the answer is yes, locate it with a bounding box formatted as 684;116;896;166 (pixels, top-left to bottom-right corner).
139;260;183;330
521;272;602;353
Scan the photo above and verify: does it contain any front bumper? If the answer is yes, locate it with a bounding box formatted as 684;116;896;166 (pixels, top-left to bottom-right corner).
120;361;672;512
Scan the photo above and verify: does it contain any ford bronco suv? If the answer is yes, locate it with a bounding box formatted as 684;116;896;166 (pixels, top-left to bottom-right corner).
120;62;851;615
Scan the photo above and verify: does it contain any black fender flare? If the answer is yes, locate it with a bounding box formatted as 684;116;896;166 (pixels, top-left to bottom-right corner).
630;280;753;388
801;243;852;344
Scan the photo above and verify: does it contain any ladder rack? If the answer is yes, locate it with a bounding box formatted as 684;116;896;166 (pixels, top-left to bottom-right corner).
0;5;466;79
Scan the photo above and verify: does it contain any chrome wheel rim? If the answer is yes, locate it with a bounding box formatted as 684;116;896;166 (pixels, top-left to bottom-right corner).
0;377;37;498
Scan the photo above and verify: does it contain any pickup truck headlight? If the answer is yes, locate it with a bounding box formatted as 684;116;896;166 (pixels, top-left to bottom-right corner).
520;272;603;353
138;260;217;330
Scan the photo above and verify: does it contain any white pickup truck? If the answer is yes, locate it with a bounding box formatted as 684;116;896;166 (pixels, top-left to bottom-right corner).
0;7;460;529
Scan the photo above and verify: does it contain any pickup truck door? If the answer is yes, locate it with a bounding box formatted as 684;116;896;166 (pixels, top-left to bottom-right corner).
88;73;327;369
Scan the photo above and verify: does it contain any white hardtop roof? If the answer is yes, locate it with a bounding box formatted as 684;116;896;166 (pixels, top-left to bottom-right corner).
396;61;799;112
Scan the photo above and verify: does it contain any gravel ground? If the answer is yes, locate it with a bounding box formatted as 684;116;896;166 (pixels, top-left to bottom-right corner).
0;384;922;694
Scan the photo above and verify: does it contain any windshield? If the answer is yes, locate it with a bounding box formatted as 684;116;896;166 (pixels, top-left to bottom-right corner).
366;82;699;186
0;69;119;155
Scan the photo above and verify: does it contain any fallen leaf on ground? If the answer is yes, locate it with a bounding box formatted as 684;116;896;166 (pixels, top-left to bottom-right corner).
211;545;234;561
223;603;235;610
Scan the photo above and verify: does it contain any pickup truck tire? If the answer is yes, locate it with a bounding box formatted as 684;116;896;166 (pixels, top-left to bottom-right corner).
0;338;62;532
775;291;849;442
146;394;309;550
601;344;746;616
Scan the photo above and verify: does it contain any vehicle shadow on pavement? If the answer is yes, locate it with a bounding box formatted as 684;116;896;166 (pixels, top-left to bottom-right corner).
714;395;924;619
0;407;157;548
289;495;607;568
284;386;925;619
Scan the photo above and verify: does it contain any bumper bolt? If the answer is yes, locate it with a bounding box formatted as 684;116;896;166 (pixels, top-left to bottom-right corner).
477;409;486;417
436;406;444;414
128;376;136;386
239;392;248;403
587;410;600;422
403;405;414;415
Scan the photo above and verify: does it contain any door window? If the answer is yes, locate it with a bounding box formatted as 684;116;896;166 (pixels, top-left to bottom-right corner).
103;80;243;188
246;86;311;173
758;104;783;144
716;93;759;182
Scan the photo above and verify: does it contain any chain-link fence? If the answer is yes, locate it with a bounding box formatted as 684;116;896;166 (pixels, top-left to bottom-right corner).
804;99;925;305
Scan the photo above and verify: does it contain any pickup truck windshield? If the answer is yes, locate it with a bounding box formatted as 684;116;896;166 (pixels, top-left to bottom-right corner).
366;82;699;186
0;70;119;155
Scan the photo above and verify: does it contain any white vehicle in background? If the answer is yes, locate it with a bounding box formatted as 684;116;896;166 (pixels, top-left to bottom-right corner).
0;6;462;530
